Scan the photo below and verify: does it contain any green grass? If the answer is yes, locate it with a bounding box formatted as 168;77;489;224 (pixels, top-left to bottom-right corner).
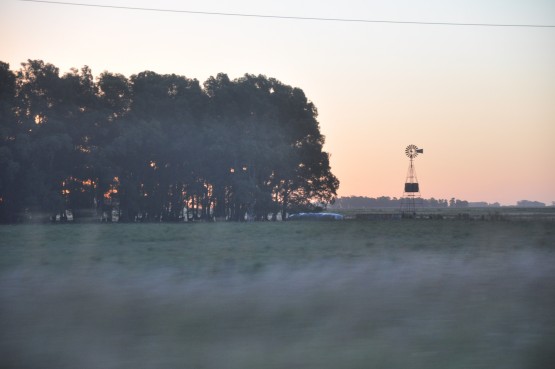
1;220;552;272
1;220;554;369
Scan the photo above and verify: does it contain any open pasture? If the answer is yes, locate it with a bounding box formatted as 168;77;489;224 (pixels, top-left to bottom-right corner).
1;220;554;369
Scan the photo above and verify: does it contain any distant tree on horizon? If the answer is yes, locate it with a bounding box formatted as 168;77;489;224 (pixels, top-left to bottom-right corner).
330;196;479;209
517;200;546;207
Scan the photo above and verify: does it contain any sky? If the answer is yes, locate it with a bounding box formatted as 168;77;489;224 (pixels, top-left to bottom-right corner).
1;0;554;205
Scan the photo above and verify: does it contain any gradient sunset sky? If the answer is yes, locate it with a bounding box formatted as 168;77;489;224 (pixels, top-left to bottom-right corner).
2;0;554;205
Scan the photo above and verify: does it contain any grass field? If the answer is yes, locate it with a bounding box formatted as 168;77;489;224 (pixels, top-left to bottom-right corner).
1;220;554;369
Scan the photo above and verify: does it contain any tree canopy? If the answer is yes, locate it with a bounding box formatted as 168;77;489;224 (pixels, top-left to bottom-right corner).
0;60;339;222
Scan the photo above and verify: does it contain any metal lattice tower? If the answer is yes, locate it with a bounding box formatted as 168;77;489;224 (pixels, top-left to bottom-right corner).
400;144;423;216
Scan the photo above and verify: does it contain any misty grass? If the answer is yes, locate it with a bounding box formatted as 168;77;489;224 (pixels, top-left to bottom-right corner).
1;220;554;369
1;221;553;273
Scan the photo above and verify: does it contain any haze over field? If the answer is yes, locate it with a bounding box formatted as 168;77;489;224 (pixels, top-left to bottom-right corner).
1;0;554;204
1;221;554;368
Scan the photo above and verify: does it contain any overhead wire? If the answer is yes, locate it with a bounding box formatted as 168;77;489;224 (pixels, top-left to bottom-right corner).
18;0;555;28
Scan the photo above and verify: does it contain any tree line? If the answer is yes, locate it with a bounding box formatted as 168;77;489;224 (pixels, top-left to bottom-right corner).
330;196;473;209
0;60;339;223
332;197;554;210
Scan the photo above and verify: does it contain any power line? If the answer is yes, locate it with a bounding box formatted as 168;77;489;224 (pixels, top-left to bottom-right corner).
18;0;555;28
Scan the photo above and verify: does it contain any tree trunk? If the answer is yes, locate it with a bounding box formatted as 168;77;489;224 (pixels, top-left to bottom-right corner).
281;195;288;222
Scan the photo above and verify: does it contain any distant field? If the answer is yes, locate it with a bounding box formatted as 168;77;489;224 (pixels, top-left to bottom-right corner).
336;206;555;221
1;220;554;369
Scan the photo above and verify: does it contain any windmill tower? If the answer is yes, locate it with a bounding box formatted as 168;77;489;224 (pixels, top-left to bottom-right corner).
400;144;423;215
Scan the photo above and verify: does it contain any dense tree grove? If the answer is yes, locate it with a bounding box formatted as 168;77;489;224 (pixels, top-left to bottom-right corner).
0;60;339;223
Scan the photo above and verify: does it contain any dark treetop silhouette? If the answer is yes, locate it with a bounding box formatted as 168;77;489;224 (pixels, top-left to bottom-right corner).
0;60;339;222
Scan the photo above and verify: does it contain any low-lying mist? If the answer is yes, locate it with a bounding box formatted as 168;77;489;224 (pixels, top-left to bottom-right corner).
2;250;554;369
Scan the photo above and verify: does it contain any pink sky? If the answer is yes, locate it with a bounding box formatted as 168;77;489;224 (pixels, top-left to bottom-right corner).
2;0;554;205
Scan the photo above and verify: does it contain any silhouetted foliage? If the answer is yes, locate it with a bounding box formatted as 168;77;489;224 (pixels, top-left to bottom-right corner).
331;196;453;209
516;200;545;208
0;60;339;222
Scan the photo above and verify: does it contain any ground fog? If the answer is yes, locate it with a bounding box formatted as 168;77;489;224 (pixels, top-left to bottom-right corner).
1;221;554;369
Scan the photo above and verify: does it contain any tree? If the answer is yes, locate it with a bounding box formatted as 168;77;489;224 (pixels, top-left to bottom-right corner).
12;60;74;219
0;62;339;222
0;62;19;222
203;74;339;220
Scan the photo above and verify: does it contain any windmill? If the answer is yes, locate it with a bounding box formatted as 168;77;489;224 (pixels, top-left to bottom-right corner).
400;144;423;215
